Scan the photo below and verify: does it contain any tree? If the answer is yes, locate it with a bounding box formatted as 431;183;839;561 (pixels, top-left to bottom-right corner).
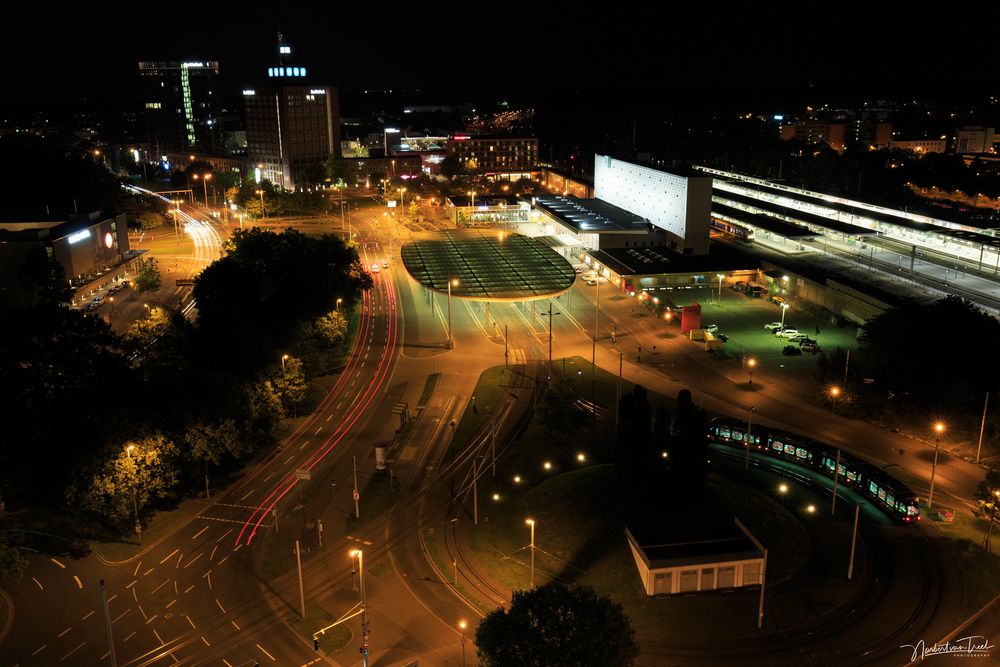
134;257;162;294
272;355;308;415
69;434;180;532
476;583;638;667
535;377;584;442
0;534;28;585
314;309;348;346
669;388;709;491
245;379;285;441
616;385;653;494
135;211;166;231
973;469;1000;552
184;419;247;466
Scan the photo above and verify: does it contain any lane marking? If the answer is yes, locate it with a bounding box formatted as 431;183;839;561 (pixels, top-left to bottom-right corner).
217;555;228;566
210;546;218;561
111;608;132;624
184;553;204;568
73;575;83;590
32;577;43;590
335;402;343;409
142;568;155;577
145;614;158;625
139;605;147;620
160;549;179;565
58;627;72;637
31;645;46;656
231;620;241;631
313;427;323;435
153;628;164;644
284;455;295;464
174;580;178;595
132;587;138;602
133;562;142;577
240;490;254;501
223;660;234;667
166;599;177;609
50;558;66;569
256;644;276;661
216;598;226;614
126;580;138;589
151;579;171;594
185;615;196;629
59;642;85;662
202;636;211;647
124;631;136;642
184;585;195;594
192;526;209;540
81;611;95;621
263;471;276;482
216;528;233;543
325;414;333;423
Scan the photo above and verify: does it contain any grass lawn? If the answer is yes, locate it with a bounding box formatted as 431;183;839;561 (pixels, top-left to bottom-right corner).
450;366;516;456
345;470;398;534
288;602;352;653
932;509;1000;615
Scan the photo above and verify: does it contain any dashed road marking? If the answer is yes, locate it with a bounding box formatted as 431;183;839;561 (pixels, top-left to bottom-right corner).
151;579;171;594
185;615;196;629
325;414;333;422
57;627;72;638
142;568;155;577
152;628;164;645
256;644;276;661
82;611;95;621
160;549;179;565
124;631;136;642
313;427;323;435
73;576;83;589
183;585;195;594
210;546;218;561
126;580;138;589
32;577;43;590
231;620;241;631
217;555;228;565
263;471;276;482
223;660;234;667
111;609;131;624
138;605;147;620
192;526;209;540
166;599;177;609
31;645;46;656
133;562;142;576
202;636;211;647
284;455;294;464
216;598;226;614
59;642;85;662
107;594;117;603
240;490;254;501
184;553;204;568
50;558;66;569
216;528;233;543
144;614;158;625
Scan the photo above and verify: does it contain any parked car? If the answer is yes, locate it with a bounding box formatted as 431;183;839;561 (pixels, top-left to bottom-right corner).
731;281;747;292
782;345;803;356
585;278;598;286
801;340;821;352
776;328;800;338
770;295;785;306
789;333;809;343
763;322;784;332
705;324;719;334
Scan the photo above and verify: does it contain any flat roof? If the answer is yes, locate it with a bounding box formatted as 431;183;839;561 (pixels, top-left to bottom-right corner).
626;527;762;569
400;230;576;301
588;242;759;277
444;195;521;208
713;190;875;237
711;201;822;239
534;195;650;233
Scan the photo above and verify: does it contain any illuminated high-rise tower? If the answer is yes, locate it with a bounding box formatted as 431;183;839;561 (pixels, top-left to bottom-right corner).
137;60;221;154
243;34;340;190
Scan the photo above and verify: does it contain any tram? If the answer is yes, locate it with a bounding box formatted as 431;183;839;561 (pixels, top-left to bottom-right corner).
708;417;921;523
711;217;755;242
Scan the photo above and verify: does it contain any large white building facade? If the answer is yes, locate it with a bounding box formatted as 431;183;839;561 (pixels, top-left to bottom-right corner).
594;155;712;255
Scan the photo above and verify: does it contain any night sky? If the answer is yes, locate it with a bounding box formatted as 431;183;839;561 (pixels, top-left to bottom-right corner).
10;4;1000;113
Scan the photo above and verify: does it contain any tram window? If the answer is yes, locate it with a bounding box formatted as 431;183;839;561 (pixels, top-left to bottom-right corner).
887;493;895;506
795;447;808;459
773;440;784;452
869;481;879;495
719;427;731;438
784;444;796;455
847;470;857;482
878;488;887;501
733;432;744;442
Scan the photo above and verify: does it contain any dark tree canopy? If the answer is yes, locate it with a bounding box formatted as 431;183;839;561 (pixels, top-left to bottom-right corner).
475;583;638;667
669;388;709;491
859;296;1000;410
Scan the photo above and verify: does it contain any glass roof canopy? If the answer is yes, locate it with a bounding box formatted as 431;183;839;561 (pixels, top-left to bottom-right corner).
400;230;576;301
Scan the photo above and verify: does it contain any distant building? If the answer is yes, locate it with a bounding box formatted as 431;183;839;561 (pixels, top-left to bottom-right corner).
779;121;846;151
889;139;947;154
593;155;712;255
244;34;340;190
447;134;538;177
138;60;221;154
344;156;421;185
955;126;996;154
0;212;134;298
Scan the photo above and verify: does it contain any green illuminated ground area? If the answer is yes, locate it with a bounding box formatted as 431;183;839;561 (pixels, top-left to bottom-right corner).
400;230;576;301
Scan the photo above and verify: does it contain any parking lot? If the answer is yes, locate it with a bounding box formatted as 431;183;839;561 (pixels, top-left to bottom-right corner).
689;290;861;385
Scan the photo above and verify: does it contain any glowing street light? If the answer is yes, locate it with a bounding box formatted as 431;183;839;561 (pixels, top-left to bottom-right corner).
351;549;370;665
125;444;142;544
281;354;290;373
447;278;459;348
779;302;790;329
746;357;756;386
458;620;468;666
526;518;536;588
928;422;945;509
256;189;266;218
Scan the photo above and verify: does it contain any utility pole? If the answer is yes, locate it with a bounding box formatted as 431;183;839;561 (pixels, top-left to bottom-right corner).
100;580;118;667
616;351;623;430
831;449;841;515
296;540;306;619
847;504;860;580
744;407;755;471
353;455;360;519
977;392;990;463
473;456;479;525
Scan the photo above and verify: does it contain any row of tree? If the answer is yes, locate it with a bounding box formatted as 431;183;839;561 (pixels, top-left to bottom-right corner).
0;228;367;559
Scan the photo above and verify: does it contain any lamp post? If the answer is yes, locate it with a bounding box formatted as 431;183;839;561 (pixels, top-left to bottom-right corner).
447;279;459;348
336;297;343;311
526;518;536;588
779;302;789;329
125;445;141;544
458;620;467;666
256;189;266;219
928;422;945;509
351;550;369;667
399;187;407;222
746;357;756;387
717;273;724;303
281;354;289;374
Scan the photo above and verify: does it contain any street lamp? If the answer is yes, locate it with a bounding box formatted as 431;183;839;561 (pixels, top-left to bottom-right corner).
717;273;724;303
779;302;790;329
125;445;141;544
526;518;536;588
256;189;266;219
447;278;459;348
458;620;467;667
928;422;945;509
351;550;369;666
746;357;756;386
399;187;407;222
336;298;343;311
281;354;289;374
